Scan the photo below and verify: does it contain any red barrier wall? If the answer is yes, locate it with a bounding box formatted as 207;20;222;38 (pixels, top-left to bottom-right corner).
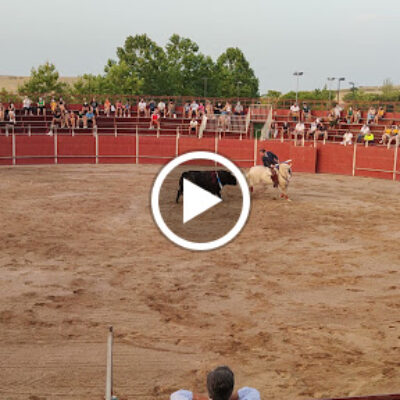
355;146;396;179
57;136;95;164
217;139;254;168
139;136;176;164
98;136;136;164
178;137;216;166
16;136;54;165
0;137;12;165
1;135;399;182
317;143;354;175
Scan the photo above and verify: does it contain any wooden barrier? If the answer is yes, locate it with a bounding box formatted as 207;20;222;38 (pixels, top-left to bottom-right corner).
0;134;398;181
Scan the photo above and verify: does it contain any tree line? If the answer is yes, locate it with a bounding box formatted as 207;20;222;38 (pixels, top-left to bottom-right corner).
7;34;259;100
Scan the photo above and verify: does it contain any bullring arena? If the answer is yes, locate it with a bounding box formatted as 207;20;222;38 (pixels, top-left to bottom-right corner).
1;104;400;400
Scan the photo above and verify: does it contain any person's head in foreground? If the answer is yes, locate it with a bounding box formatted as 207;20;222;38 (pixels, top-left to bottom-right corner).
207;366;234;400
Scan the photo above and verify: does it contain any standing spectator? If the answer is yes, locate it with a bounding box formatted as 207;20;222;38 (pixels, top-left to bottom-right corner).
234;101;244;115
91;97;99;116
198;102;205;117
37;97;45;115
289;102;300;121
188;117;198;135
346;106;353;124
367;106;376;124
374;106;385;124
137;98;147;117
157;100;166;117
341;130;353;146
333;103;343;120
357;123;370;143
50;97;57;113
104;98;111;117
115;99;123;117
23;96;32;115
149;109;160;129
167;101;177;118
0;103;5;121
302;102;311;121
292;121;305;144
124;100;131;117
354;108;362;124
190;100;199;118
8;103;16;124
58;97;66;113
148;99;156;115
183;102;190;118
205;100;213;116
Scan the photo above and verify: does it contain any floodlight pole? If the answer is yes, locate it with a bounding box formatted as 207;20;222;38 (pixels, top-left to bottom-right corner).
337;77;345;102
293;72;303;103
327;77;335;102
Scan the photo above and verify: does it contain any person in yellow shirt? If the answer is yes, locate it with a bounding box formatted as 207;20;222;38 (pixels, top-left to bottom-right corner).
50;97;57;113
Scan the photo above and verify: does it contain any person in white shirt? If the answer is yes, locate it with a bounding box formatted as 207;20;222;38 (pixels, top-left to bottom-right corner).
306;121;318;140
289;103;300;121
190;100;199;118
341;130;353;146
170;366;260;400
138;99;147;117
23;96;32;116
334;104;343;119
293;121;305;144
188;117;198;136
157;100;166;117
234;101;243;115
358;124;370;143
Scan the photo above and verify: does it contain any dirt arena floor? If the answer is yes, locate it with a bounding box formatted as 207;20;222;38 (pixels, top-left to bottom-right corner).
0;164;400;400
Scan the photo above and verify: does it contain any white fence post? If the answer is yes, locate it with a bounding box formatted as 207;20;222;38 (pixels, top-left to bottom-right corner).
175;127;180;157
54;132;58;165
105;326;113;400
136;125;139;165
12;132;16;166
352;141;357;176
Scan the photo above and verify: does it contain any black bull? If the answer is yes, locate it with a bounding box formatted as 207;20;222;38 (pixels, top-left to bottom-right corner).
176;170;237;203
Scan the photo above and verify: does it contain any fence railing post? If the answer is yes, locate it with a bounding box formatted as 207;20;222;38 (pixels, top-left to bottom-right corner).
352;141;357;176
105;326;113;400
54;131;58;165
95;128;99;165
175;127;179;157
393;142;398;181
12;132;16;166
136;125;139;165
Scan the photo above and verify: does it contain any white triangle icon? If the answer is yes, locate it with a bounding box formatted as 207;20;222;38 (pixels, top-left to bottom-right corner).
183;179;222;224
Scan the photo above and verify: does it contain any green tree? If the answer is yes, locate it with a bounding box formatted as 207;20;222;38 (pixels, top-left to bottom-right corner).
214;48;259;97
18;62;67;95
165;34;215;96
265;90;281;98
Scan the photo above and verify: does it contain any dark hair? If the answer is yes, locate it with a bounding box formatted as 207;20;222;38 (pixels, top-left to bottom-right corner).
207;366;234;400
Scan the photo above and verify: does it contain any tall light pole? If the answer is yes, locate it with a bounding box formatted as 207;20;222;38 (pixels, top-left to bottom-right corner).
349;81;356;99
293;71;303;103
337;77;345;102
327;77;335;102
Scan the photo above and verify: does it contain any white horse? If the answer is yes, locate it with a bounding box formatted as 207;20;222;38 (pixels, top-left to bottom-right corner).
246;162;292;200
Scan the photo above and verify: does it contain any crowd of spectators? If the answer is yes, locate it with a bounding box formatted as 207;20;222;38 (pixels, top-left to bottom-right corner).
283;101;399;147
1;96;400;147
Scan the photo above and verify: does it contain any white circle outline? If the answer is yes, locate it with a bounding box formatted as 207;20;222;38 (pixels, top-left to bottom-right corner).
151;151;251;251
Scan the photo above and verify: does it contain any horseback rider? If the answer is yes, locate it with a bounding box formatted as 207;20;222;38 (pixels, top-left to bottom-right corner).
260;148;279;187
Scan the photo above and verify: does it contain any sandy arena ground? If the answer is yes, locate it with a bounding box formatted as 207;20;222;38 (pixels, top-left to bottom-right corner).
0;164;400;400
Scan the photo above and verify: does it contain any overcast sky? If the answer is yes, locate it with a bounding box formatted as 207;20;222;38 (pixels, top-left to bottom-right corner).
1;0;399;94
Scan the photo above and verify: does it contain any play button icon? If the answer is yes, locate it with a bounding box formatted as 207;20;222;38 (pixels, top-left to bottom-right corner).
183;179;222;224
151;151;251;251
